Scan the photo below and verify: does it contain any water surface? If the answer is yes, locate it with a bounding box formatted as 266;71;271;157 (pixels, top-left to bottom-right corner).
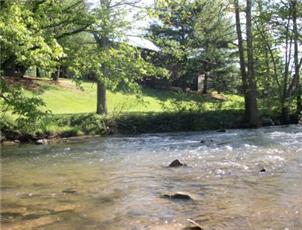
1;125;302;229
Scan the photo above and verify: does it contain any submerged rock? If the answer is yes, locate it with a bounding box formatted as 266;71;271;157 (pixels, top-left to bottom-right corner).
217;129;226;133
169;159;186;167
200;139;214;144
259;168;266;173
162;192;193;201
35;139;48;145
184;226;203;230
62;189;77;194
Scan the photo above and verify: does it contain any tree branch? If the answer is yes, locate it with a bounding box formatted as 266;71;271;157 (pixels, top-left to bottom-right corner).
55;25;91;40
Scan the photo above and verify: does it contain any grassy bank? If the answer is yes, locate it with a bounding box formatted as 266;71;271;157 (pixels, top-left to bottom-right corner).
19;77;244;114
1;77;291;143
1;111;247;142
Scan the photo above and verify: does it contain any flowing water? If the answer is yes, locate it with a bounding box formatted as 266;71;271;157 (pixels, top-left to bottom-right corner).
1;125;302;230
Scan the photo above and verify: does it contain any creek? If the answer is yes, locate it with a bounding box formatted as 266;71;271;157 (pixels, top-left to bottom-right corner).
1;125;302;229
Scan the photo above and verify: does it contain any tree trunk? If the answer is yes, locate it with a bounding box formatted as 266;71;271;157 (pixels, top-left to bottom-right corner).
202;72;208;94
246;0;259;127
52;67;60;81
93;30;110;115
36;67;41;78
96;80;107;114
234;0;249;120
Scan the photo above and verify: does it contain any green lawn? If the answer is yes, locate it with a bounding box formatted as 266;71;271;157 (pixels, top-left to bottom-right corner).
1;77;247;140
24;78;244;114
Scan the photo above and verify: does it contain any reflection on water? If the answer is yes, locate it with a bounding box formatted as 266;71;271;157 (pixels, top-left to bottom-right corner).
1;125;302;229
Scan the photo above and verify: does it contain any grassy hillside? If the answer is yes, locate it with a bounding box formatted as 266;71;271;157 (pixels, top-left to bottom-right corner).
1;77;247;142
22;78;244;114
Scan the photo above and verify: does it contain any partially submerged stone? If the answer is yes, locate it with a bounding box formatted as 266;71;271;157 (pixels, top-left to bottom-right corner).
162;192;193;201
62;189;77;194
259;168;266;173
184;226;203;230
169;159;186;167
35;139;48;145
200;139;214;144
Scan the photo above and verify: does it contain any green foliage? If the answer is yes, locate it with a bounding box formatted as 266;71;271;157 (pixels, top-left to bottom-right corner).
0;1;64;72
1;109;246;141
68;38;168;94
147;0;238;91
253;0;302;119
115;110;245;134
66;0;168;95
0;77;48;130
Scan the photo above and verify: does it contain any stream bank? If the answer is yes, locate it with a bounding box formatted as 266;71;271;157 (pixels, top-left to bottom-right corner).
1;110;300;144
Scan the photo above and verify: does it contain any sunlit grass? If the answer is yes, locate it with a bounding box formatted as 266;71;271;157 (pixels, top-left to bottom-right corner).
24;78;244;114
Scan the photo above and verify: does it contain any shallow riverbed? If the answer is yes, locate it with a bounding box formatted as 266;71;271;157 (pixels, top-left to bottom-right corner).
1;125;302;229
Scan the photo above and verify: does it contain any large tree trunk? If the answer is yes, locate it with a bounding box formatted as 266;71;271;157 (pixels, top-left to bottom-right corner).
93;29;110;114
234;0;249;120
52;67;60;81
96;80;107;114
245;0;259;127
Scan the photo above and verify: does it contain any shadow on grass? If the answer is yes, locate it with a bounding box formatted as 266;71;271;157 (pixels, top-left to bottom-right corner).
4;76;63;95
140;87;228;105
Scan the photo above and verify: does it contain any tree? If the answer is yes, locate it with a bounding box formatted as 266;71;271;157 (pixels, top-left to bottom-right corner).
245;0;259;126
90;0;167;114
147;0;236;92
0;1;64;76
253;0;281;113
233;0;259;127
269;0;302;123
0;0;93;78
234;0;248;115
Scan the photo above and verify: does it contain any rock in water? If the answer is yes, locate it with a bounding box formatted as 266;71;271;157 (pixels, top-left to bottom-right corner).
169;159;185;167
184;226;203;230
200;139;214;144
259;168;266;173
36;139;48;145
162;192;193;201
62;189;77;194
217;129;226;133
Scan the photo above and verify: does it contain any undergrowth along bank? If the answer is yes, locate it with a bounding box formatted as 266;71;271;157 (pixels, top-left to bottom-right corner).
2;110;296;143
